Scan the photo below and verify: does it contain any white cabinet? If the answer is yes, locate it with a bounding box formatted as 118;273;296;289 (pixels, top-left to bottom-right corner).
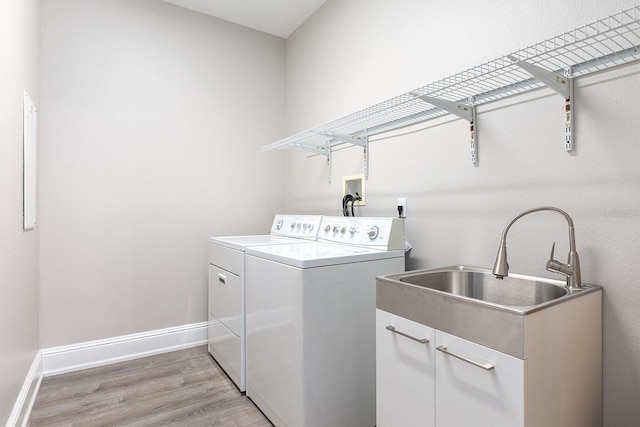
377;310;523;427
434;330;524;427
377;288;602;427
376;310;435;427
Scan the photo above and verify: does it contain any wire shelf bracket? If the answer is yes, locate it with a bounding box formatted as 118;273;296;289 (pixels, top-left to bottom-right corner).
262;5;640;178
513;59;575;150
317;132;369;183
419;96;478;165
326;146;332;184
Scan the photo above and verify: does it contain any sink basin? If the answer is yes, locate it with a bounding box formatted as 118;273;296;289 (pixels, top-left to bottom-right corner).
398;268;567;307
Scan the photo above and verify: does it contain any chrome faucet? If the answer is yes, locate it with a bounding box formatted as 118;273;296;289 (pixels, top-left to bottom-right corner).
492;206;583;290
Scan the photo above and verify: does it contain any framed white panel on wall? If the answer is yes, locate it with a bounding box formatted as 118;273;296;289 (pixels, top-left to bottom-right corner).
23;90;37;230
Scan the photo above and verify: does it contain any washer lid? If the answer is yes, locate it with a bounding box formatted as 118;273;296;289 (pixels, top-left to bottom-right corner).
245;242;404;268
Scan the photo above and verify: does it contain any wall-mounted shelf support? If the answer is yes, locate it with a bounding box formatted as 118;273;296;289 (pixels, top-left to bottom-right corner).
354;134;369;180
319;132;369;183
326;146;332;183
419;96;478;165
512;59;575;151
564;67;574;151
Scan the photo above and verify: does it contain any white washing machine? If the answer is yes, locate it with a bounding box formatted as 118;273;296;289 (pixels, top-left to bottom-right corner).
208;214;322;392
245;216;406;427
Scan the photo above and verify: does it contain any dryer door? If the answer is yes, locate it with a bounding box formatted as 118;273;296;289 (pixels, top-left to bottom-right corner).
209;265;241;336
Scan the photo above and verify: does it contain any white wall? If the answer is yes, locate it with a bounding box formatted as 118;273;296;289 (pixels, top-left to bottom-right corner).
0;0;40;424
39;0;286;347
285;1;639;426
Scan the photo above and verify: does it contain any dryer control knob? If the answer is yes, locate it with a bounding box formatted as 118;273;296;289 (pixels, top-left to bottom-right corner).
275;220;283;230
324;225;331;233
366;225;379;240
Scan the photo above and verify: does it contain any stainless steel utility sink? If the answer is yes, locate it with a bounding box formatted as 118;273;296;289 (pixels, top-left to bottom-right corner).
377;265;602;358
397;268;567;307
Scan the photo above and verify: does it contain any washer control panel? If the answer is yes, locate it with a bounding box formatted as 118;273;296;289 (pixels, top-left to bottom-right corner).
318;216;404;250
270;214;323;239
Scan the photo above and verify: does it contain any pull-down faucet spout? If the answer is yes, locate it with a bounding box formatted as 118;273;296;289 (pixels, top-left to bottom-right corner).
492;206;583;290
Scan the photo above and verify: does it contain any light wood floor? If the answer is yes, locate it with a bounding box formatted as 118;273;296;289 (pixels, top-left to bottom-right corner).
28;346;272;426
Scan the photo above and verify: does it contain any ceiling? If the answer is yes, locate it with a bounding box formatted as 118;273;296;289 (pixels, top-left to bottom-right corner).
161;0;327;38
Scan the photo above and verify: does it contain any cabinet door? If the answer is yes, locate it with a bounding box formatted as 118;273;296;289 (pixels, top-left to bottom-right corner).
376;309;435;427
435;330;524;427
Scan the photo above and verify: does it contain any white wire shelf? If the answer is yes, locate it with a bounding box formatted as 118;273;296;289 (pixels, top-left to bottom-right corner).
262;5;640;163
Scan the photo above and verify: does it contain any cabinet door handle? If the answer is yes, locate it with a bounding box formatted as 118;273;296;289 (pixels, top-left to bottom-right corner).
385;325;429;344
436;345;495;371
218;273;226;284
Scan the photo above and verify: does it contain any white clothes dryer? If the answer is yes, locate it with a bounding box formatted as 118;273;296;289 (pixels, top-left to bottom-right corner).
208;214;322;392
245;216;406;427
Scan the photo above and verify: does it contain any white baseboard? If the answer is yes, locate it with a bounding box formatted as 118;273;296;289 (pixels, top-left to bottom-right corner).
41;321;208;377
6;351;43;427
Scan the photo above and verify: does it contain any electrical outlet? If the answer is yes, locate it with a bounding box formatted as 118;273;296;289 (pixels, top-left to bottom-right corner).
397;197;407;218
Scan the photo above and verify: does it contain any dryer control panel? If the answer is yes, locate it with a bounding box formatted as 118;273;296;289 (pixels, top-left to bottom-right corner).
318;216;404;250
270;214;323;240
